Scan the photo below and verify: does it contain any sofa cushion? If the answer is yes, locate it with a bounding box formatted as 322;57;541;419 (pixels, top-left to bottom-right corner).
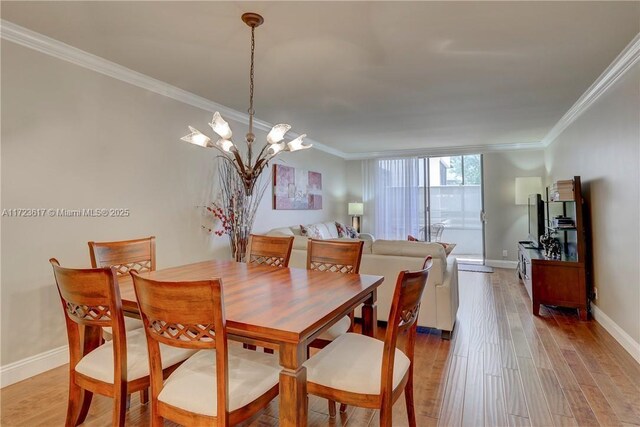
300;224;324;239
321;222;340;238
293;236;308;250
372;240;446;262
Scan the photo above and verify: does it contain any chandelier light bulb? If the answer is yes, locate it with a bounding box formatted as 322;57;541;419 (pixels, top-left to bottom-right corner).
287;134;311;152
269;142;286;155
181;126;211;147
216;139;235;152
267;124;292;145
209;112;233;140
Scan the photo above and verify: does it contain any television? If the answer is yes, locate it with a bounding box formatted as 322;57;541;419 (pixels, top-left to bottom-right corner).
528;194;544;247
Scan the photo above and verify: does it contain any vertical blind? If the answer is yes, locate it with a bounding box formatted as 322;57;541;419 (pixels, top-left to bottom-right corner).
363;157;421;240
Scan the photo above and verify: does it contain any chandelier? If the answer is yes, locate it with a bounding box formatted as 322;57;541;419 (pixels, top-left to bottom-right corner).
181;12;311;196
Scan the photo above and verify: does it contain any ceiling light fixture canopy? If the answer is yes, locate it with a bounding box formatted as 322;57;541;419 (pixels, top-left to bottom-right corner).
180;12;311;196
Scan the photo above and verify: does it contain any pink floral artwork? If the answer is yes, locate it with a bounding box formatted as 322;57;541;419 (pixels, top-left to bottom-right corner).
273;164;323;210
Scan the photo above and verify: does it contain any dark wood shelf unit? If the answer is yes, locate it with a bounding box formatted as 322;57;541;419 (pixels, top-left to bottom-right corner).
518;176;590;320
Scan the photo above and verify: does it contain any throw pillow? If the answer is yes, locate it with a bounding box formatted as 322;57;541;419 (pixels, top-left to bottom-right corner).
335;221;358;238
300;224;323;240
407;235;419;241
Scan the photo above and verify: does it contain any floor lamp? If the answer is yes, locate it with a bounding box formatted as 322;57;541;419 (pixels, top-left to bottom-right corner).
348;203;363;233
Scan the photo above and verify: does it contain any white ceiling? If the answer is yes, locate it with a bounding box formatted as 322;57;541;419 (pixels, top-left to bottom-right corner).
2;1;639;154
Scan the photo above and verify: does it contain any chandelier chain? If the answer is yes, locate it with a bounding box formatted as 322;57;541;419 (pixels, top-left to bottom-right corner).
248;26;256;133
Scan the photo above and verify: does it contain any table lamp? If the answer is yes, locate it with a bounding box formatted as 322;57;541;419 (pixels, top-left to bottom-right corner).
348;202;364;232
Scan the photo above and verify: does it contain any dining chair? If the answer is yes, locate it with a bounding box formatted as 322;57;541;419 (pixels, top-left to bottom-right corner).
306;238;365;416
131;272;281;426
50;259;195;427
304;256;433;427
246;234;294;267
307;239;365;349
88;236;156;337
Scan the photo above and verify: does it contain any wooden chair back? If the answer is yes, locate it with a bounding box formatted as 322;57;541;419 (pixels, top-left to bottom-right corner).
380;257;432;402
306;239;364;274
50;259;126;378
88;236;156;276
246;234;294;268
131;273;229;420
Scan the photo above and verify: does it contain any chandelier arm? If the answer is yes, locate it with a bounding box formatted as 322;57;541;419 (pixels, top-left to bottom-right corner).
254;143;271;166
217;153;245;180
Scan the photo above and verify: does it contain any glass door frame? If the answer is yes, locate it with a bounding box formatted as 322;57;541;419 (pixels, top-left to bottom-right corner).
419;154;486;264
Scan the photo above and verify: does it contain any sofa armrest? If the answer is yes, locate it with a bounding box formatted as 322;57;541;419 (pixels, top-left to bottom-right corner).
434;257;459;332
357;233;375;242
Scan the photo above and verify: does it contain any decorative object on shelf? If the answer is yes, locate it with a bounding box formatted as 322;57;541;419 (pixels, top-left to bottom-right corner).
515;177;543;205
180;12;311;260
273;164;322;210
539;232;561;259
348;202;364;232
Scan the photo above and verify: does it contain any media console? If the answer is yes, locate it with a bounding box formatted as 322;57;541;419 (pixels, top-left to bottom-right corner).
517;176;590;320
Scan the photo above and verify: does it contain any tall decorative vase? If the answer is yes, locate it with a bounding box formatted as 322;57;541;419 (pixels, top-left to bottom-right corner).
217;158;268;262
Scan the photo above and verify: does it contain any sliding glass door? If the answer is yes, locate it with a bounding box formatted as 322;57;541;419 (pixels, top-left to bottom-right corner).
420;155;485;263
364;154;485;263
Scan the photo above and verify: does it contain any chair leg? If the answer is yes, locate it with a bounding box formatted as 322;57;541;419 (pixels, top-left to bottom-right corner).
328;399;337;417
405;376;417;427
150;396;163;427
113;383;127;427
340;403;348;413
140;388;149;405
66;380;92;427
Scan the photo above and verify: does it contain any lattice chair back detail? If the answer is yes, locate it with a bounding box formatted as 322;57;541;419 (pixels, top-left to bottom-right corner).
132;273;226;352
88;236;156;276
246;234;294;268
306;239;365;275
50;259;124;332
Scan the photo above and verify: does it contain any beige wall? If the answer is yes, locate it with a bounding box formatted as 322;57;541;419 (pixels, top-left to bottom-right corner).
0;41;347;365
544;62;640;344
483;151;546;262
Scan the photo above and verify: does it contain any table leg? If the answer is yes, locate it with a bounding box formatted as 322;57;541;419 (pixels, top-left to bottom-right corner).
362;290;378;338
279;342;308;427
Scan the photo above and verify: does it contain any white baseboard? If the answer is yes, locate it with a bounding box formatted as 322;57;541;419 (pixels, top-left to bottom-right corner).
590;304;640;364
0;345;69;388
485;259;518;269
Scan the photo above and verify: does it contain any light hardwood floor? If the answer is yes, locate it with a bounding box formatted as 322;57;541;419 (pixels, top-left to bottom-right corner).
2;269;639;426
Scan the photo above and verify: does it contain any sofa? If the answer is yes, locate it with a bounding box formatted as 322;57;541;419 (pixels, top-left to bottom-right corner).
266;221;459;335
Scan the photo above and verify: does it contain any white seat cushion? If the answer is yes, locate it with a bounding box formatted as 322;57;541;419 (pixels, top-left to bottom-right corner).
75;329;195;383
102;316;143;336
304;333;410;395
317;315;351;341
158;346;281;416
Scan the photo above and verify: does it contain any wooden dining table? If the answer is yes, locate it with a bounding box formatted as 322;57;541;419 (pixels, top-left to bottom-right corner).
117;259;384;426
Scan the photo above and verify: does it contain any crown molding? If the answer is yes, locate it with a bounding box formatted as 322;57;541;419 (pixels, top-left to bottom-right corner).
0;19;345;159
541;32;640;147
341;141;545;160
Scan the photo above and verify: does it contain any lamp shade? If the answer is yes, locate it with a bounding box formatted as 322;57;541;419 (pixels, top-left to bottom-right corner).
515;177;542;205
348;202;364;216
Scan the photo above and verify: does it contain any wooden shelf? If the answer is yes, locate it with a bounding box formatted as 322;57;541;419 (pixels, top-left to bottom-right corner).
518;176;591;320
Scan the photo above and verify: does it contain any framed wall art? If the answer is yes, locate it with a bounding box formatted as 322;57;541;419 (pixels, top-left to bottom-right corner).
273;164;322;210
